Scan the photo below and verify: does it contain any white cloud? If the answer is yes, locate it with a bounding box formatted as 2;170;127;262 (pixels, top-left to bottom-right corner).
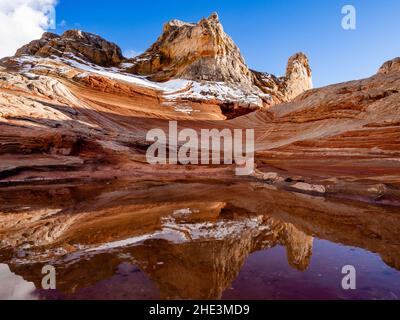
0;0;58;58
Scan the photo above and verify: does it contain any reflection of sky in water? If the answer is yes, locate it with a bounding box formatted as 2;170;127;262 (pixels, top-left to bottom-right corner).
224;240;400;300
0;264;37;300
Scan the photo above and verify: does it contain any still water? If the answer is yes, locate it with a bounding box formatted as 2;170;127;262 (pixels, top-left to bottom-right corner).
0;181;399;300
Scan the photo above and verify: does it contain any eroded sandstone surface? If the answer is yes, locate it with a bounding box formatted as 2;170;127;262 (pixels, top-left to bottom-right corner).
129;13;254;86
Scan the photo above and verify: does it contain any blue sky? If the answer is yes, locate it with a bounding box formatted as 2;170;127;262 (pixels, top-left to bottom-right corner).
53;0;400;87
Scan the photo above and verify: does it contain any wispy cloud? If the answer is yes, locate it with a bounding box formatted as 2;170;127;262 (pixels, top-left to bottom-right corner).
0;0;58;58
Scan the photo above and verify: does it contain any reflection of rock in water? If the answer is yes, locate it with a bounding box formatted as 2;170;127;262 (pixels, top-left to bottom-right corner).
0;196;313;300
49;216;312;300
128;218;313;300
1;181;399;299
283;224;313;272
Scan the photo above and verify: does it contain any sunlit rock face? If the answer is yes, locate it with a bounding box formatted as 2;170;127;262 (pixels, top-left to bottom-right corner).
1;12;315;130
253;52;313;102
129;13;254;86
280;52;313;101
127;13;312;103
378;57;400;75
15;30;123;67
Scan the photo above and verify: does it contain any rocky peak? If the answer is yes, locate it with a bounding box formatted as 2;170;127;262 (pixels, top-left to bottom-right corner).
252;52;313;102
378;57;400;75
286;52;312;78
129;13;254;86
15;30;123;67
280;52;313;100
127;13;312;101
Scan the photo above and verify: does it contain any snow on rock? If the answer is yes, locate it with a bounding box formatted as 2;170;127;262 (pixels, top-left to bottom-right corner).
164;81;269;108
12;54;269;108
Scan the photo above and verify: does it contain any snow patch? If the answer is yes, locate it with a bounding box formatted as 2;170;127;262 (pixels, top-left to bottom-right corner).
80;214;265;254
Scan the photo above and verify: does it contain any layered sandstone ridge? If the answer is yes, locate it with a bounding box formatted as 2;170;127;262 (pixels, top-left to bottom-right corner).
0;55;399;205
243;56;400;205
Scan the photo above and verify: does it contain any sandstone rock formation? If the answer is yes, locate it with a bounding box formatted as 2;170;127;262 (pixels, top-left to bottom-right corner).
127;13;312;102
0;12;400;302
14;30;123;67
241;56;400;205
1;13;314;117
378;57;400;75
128;13;254;86
252;52;313;102
0;14;398;207
280;52;313;100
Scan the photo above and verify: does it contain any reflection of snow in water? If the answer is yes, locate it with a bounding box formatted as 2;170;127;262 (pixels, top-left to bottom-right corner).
161;214;265;241
83;209;266;254
0;264;37;300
